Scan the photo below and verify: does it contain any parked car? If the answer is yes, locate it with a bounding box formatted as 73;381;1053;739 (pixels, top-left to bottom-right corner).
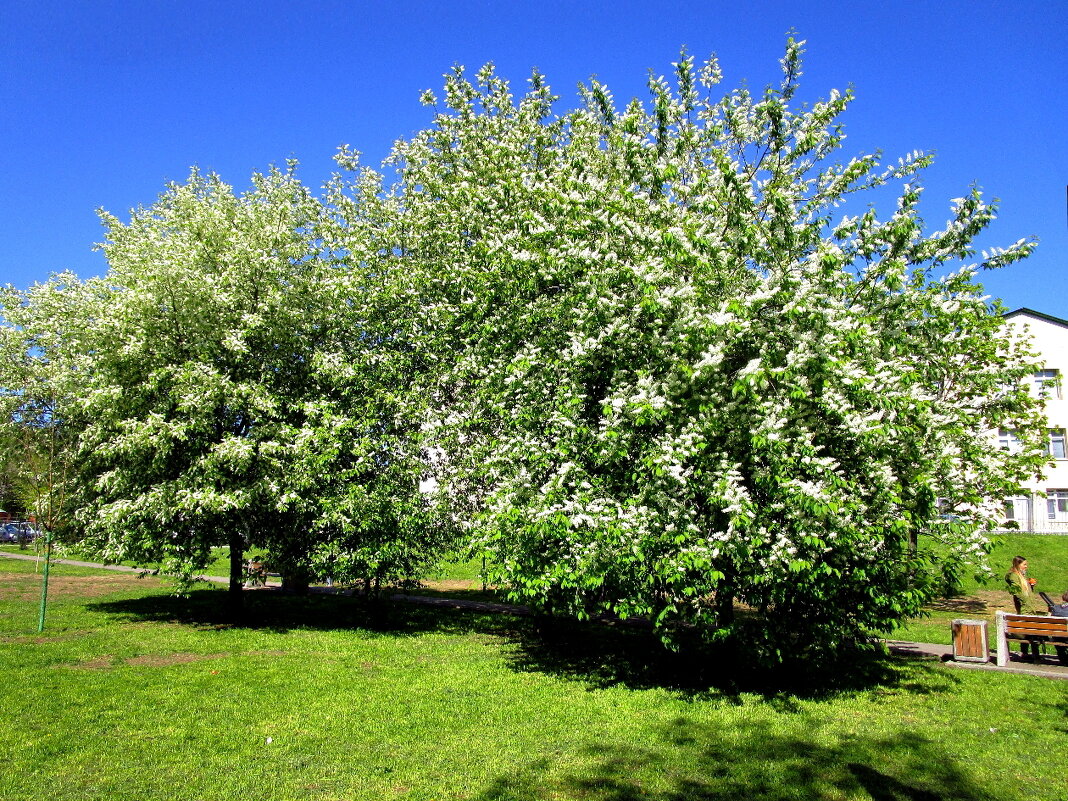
1;521;38;545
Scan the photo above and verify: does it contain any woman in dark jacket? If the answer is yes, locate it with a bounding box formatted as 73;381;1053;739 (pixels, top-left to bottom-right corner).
1051;590;1068;665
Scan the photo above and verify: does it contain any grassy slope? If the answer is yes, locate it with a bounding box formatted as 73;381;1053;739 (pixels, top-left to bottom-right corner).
892;533;1068;644
965;533;1068;594
1;557;1066;801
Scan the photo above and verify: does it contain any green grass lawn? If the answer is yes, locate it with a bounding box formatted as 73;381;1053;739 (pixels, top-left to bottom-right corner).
1;543;231;576
0;544;262;584
1;556;1067;801
0;543;486;587
965;532;1068;595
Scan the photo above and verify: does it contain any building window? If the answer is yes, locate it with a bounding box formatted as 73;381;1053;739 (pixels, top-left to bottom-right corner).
1004;495;1030;525
1051;429;1067;459
1034;369;1061;398
1048;490;1068;521
998;429;1022;451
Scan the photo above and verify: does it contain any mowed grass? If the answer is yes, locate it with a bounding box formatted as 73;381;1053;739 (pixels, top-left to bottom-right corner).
1;544;483;588
0;543;235;578
1;557;1067;801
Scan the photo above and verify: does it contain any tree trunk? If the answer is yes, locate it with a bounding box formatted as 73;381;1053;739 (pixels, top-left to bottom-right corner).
228;531;245;613
713;560;736;628
715;588;735;627
281;568;310;595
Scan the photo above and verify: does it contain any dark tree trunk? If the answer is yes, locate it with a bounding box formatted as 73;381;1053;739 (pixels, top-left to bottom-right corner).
713;560;736;628
228;531;245;613
281;569;310;595
715;588;735;627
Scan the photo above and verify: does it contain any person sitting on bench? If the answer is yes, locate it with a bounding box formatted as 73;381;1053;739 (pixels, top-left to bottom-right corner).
1051;591;1068;666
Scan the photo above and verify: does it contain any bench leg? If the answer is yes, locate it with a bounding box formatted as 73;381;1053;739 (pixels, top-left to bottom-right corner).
995;612;1008;667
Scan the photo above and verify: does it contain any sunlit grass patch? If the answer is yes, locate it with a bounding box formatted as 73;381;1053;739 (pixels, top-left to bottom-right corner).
1;557;1066;800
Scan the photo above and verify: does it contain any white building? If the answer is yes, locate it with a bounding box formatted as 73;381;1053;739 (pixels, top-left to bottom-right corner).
1000;308;1068;534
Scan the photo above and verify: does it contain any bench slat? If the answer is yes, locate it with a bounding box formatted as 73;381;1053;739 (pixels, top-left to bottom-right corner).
1005;629;1068;639
1005;622;1068;630
1004;620;1068;633
1005;618;1068;626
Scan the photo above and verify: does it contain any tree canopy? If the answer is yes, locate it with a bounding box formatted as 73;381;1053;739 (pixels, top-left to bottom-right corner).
379;40;1046;655
0;164;447;603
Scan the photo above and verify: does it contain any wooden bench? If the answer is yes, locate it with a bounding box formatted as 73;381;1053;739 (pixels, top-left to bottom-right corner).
994;611;1068;666
245;560;269;587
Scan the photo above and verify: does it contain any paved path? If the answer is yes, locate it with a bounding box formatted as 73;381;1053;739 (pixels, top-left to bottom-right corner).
885;638;1068;680
0;550;275;586
3;550;1065;679
3;550;169;573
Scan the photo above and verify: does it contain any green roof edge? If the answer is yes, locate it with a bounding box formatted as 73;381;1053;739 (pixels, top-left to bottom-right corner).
1003;308;1068;328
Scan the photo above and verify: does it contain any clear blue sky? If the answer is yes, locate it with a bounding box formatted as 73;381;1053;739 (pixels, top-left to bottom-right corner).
2;1;1065;314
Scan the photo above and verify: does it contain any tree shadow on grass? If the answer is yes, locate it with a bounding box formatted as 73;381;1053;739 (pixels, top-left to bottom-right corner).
497;613;961;702
402;585;512;604
87;588;957;701
1052;691;1068;736
85;586;517;640
477;718;994;801
924;596;989;614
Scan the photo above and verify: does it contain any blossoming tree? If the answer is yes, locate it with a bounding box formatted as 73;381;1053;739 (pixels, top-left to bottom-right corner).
382;41;1047;655
0;164;446;606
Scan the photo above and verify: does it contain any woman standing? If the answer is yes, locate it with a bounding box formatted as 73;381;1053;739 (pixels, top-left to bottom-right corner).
1005;556;1044;661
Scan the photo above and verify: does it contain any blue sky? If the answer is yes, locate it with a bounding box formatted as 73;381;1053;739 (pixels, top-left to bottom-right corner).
2;1;1065;314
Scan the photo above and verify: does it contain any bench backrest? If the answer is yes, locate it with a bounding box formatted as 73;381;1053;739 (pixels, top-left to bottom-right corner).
1001;614;1068;638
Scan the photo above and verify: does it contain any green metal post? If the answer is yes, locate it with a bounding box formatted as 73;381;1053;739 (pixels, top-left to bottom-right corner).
37;531;52;633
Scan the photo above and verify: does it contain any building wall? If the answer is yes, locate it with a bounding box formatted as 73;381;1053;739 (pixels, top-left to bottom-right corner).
999;309;1068;534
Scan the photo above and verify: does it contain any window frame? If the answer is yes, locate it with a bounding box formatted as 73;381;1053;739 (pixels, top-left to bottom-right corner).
1050;429;1067;459
998;428;1022;452
1034;369;1061;399
1003;495;1030;523
1047;489;1068;521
